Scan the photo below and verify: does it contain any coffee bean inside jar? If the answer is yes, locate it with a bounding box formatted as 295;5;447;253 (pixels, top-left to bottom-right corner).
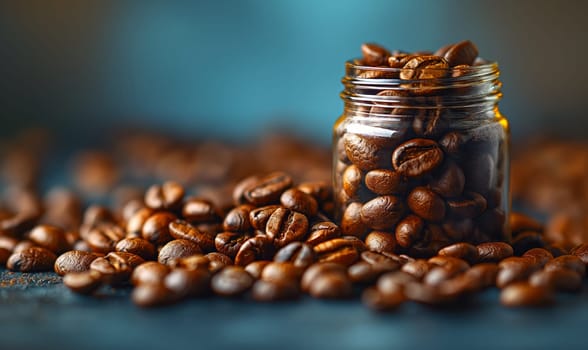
333;41;510;257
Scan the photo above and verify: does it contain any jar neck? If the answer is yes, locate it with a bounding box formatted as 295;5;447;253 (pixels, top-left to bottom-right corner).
341;61;502;118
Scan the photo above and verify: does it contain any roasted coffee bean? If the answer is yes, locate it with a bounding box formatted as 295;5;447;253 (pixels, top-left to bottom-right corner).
54;250;101;276
360;196;405;230
544;255;586;276
463;263;498;290
412;109;447;138
342;165;363;198
169;254;210;271
438;242;478;264
348;261;381;284
407;187;446;222
403;282;455;305
439;132;465;156
280;188;318;218
182;198;221;223
223;204;255;232
510;212;543;235
361;43;390;66
132;283;175;307
244;260;271;279
308;271;352;299
252;279;300;302
529;269;583;293
428;256;470;271
571;243;588;265
214;232;252;259
340;202;369;238
158;239;202;265
83;205;116;227
90;252;144;286
168;219;215;252
442;219;474;242
362;286;404;311
313;236;366;266
27;225;69;254
243;172;293;206
86;223;125;254
400;55;449;80
232;175;260;206
211;266;254;297
298;181;332;203
364;231;396;253
377;271;418;295
392;138;444;178
496;257;539;288
261;262;302;285
249;205;281;231
265;207;309;248
476;242;513;262
142;212;176;246
126;207;154;237
344;134;388;171
430;161;465;198
164;268;211;298
63;270;103;295
205;252;233;273
464;153;495;194
423;265;463;286
395;215;424;248
274;242;315;268
306;221;341;246
301;262;347;292
115;237;156;260
0;236;19;252
401;259;432;280
131;262;170;286
436;40;478;66
511;231;545;255
7;247;57;272
234;235;275;266
500;282;554;307
522;248;553;267
446;192;487;219
361;251;401;270
364;169;406;195
121;198;145;223
144;181;184;211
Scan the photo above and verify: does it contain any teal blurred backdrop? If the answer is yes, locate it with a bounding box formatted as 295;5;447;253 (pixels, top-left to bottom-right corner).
1;0;587;142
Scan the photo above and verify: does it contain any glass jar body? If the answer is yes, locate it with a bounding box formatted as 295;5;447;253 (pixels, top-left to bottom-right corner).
333;67;510;257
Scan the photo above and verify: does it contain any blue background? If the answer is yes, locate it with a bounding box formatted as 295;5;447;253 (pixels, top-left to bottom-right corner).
1;0;587;142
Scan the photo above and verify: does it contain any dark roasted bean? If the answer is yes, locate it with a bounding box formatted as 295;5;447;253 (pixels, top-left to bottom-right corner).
86;223;125;254
400;56;449;80
142;212;176;246
395;215;424;248
500;282;554;307
168;219;215;252
360;196;405;230
205;252;233;273
54;250;101;276
115;237;156;260
340;202;369;238
244;260;271;279
249;205;281;231
144;181;184;211
234;235;275;266
243;172;293;206
223;204;255;232
497;257;539;288
436;40;478;66
252;279;300;302
392;138;444;178
274;242;315;268
132;283;175;307
477;242;513;262
169;255;210;271
126;207;154;237
90;252;144;286
266;207;309;248
407;187;446;222
364;231;396;253
301;262;346;292
211;266;254;297
308;271;352;299
364;169;406;195
438;242;478;264
158;239;202;265
7;247;57;272
261;262;302;285
361;43;390;66
544;255;586;276
522;248;553;267
280;188;318;217
182;198;221;223
362;286;404;311
63;270;103;295
313;236;366;266
430;161;465;198
164;268;211;298
529;269;583;293
306;221;341;246
214;232;252;258
401;259;432;280
27;225;69;254
131;262;170;286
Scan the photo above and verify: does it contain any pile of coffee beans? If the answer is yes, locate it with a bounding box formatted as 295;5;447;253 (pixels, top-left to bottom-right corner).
1;168;586;309
335;40;508;256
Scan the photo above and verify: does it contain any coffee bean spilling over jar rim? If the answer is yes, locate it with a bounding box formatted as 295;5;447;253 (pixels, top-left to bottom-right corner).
334;40;510;256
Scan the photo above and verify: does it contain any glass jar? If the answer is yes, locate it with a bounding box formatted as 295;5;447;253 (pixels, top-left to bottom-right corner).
333;60;510;257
